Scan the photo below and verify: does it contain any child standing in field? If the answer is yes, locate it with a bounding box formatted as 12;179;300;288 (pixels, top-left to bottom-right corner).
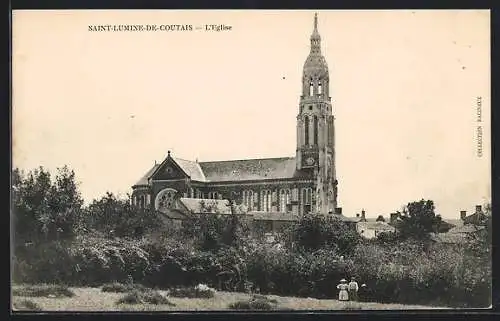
337;279;349;301
348;277;359;302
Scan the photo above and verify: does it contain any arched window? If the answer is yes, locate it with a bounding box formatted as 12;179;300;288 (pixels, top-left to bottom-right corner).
304;116;309;146
303;188;312;205
140;195;145;208
261;190;271;212
243;190;254;210
279;190;286;213
318;81;322;94
309;81;314;96
314;115;318;145
279;189;292;213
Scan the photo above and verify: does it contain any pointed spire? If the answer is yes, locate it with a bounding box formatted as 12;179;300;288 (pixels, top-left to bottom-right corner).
310;12;321;54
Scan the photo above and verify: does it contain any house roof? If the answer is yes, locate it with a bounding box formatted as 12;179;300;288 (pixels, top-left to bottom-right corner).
174;158;206;182
442;219;464;228
463;211;488;225
133;156;313;187
134;164;160;186
333;214;360;223
357;221;396;232
198;157;311;182
430;232;467;244
248;211;300;221
159;209;189;220
447;224;485;234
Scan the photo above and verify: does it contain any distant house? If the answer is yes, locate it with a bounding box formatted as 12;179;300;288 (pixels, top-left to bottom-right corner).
345;210;395;239
356;221;396;239
247;211;299;236
431;205;489;245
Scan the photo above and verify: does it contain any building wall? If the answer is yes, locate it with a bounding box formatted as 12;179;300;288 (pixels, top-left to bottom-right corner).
139;179;318;215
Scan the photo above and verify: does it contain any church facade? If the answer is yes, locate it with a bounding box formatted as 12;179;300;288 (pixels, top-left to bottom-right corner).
132;14;340;217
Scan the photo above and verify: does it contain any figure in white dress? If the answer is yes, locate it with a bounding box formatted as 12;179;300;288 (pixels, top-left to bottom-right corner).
336;279;349;301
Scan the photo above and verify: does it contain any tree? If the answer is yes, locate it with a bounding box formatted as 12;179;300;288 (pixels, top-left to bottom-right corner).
85;192;163;238
397;199;442;240
12;166;83;244
289;214;361;254
376;215;386;222
180;199;250;252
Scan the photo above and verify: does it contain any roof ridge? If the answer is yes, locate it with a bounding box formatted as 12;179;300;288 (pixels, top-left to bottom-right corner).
173;157;197;163
199;156;295;164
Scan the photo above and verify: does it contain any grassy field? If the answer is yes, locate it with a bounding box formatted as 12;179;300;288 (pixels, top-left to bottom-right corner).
11;285;449;312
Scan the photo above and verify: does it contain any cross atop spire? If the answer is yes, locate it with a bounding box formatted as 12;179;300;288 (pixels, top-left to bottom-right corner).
314;12;318;32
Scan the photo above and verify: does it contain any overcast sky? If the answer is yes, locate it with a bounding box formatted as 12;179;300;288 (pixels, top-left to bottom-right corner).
13;10;490;219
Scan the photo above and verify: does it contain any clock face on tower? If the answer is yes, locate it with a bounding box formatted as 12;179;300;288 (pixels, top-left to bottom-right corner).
302;152;318;168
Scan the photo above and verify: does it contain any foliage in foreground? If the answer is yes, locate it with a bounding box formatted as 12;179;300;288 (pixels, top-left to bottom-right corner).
11;166;491;309
228;294;278;310
12;284;75;298
168;284;216;298
12;231;491;308
101;282;148;293
12;298;43;311
116;290;175;306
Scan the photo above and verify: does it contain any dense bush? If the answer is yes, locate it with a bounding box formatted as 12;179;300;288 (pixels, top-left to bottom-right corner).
13;232;491;308
85;192;163;238
116;290;175;306
12;298;43;311
281;214;361;254
180;210;251;252
168;284;216;298
350;241;491;307
101;282;148;293
228;295;278;310
246;245;353;298
12;284;75;298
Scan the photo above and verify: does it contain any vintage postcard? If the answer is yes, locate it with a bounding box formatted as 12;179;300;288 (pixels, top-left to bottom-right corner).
11;10;491;312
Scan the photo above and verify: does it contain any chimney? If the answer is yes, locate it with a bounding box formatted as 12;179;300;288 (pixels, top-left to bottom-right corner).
475;205;482;213
460;210;467;220
361;209;366;220
390;213;399;224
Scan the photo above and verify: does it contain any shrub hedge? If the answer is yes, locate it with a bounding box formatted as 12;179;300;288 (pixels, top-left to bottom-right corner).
12;235;490;308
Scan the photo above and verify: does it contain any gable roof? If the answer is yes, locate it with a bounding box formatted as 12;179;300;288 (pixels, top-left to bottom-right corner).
430;232;467;244
174;158;206;182
134;164;160;187
198;157;310;182
447;224;485;234
463;211;488;225
357;221;396;232
133;156;312;188
158;209;189;220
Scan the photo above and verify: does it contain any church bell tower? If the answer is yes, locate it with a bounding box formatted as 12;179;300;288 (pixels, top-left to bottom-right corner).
296;13;338;214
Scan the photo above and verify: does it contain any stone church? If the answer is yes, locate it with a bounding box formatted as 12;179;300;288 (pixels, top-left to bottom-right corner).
132;14;340;218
